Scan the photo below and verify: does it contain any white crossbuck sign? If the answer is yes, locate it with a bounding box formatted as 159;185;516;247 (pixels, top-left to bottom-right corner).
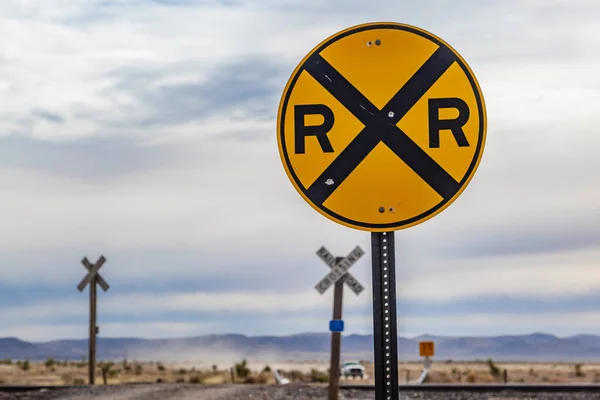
315;246;365;295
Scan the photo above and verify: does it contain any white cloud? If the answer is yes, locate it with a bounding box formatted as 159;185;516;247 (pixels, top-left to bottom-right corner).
0;289;368;322
402;311;600;337
0;0;600;338
9;309;600;342
104;290;340;314
0;321;218;342
390;246;600;301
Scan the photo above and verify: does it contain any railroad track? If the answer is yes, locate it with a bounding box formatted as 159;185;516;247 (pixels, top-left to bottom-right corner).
0;385;75;393
341;383;600;392
2;383;600;395
0;382;151;392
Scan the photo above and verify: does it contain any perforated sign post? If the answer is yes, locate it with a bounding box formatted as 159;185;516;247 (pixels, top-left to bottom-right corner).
278;22;487;400
315;246;364;400
77;255;109;385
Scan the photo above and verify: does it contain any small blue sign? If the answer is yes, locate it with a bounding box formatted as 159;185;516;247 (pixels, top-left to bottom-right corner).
330;319;344;332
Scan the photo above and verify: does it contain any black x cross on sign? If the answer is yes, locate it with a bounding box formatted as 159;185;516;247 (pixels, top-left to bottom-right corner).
302;46;462;206
77;255;109;292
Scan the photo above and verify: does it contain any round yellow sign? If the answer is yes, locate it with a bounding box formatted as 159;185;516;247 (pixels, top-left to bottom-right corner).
277;22;487;232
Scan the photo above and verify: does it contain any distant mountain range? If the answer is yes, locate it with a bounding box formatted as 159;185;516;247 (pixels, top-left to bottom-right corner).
2;333;600;363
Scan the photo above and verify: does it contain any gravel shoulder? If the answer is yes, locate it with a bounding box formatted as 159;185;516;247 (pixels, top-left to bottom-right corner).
4;384;600;400
0;384;249;400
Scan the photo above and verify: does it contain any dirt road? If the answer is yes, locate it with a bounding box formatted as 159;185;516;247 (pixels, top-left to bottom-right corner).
4;384;600;400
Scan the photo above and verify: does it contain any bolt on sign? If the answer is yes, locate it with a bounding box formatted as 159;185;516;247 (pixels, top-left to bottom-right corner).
277;22;487;232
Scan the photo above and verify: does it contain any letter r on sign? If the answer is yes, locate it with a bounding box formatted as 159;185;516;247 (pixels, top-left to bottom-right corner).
428;97;470;148
294;104;335;154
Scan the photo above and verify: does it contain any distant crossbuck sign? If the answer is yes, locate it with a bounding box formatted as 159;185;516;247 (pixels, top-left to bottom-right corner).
315;246;364;295
77;255;109;292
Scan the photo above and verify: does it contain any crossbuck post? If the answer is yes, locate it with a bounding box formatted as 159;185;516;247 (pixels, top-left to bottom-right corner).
314;246;364;400
77;255;109;385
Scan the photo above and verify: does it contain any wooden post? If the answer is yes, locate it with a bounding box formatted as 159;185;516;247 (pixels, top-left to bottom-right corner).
77;255;109;386
101;365;107;385
230;367;235;383
406;370;410;383
328;276;344;400
313;247;365;400
89;275;97;385
503;368;508;383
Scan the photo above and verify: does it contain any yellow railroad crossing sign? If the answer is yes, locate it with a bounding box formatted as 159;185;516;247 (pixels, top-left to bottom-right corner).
419;341;435;357
277;22;487;231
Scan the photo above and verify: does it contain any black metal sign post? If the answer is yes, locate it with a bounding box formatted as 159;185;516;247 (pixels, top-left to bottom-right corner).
275;21;488;400
371;232;398;400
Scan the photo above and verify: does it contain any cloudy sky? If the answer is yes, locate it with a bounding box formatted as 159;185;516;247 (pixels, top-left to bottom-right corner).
1;0;600;342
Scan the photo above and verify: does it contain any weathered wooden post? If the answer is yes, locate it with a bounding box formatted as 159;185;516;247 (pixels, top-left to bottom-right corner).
314;246;365;400
77;255;109;385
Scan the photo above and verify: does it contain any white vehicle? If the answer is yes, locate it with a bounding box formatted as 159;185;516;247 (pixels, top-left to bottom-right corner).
340;361;365;379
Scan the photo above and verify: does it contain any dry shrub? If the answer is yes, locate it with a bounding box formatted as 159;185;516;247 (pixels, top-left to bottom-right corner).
431;371;453;383
203;374;226;385
18;360;30;371
482;374;496;383
310;369;328;383
255;373;270;384
60;372;76;385
60;372;86;386
285;369;306;382
486;358;500;377
466;372;478;383
235;360;251;378
549;376;568;383
243;376;257;384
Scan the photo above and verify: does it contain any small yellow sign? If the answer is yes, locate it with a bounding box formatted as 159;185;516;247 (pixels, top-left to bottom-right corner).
419;341;435;357
277;22;487;231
